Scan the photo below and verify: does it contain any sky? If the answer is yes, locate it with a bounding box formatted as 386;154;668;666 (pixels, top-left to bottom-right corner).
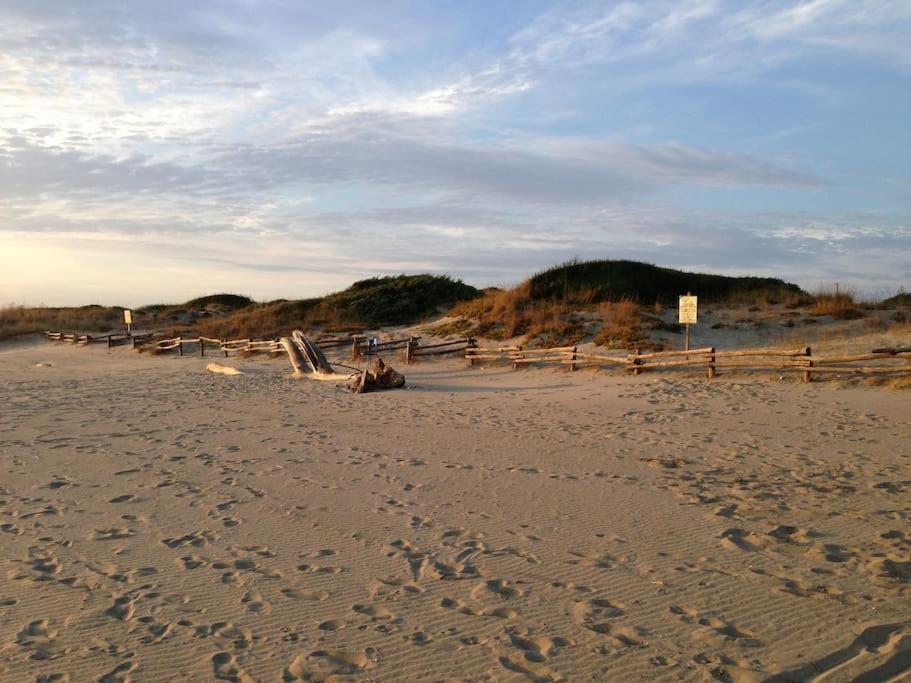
0;0;909;306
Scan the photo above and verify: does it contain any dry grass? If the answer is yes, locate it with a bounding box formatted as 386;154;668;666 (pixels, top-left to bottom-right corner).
593;298;662;350
194;300;322;340
810;286;863;319
418;317;478;338
864;374;911;390
449;283;585;345
0;305;123;341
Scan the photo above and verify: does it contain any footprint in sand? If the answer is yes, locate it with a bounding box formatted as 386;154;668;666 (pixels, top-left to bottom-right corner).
440;597;517;620
178;554;208;570
211;651;253;683
352;603;395;621
281;588;329;602
507;628;575;663
669;605;760;644
719;528;768;552
241;589;271;614
97;660;138;683
472;578;525;600
571;599;643;647
106;595;136;621
91;527;135;541
304;649;374;677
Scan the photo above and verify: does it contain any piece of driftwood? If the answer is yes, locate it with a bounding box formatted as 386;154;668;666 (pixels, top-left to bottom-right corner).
293;330;335;374
348;357;406;393
206;363;243;376
280;337;311;376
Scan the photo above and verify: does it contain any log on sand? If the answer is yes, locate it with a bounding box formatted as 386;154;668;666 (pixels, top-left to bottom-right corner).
292;330;335;374
280;337;311;377
206;363;243;376
348;357;406;393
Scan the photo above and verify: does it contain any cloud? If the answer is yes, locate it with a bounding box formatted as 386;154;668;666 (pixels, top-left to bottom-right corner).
0;1;908;304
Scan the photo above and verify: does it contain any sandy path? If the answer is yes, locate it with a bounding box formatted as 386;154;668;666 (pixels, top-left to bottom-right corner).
0;341;909;681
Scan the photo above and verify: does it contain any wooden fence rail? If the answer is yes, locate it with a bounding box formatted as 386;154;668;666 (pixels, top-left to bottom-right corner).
466;344;911;382
47;328;907;382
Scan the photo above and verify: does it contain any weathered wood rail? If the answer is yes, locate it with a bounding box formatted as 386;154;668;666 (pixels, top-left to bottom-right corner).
466;344;911;382
44;330;476;364
48;327;905;382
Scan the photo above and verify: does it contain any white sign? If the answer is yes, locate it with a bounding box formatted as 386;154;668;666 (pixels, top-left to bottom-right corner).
123;309;133;325
678;295;697;324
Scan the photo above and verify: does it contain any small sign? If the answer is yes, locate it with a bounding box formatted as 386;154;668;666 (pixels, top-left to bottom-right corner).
678;296;697;324
367;337;378;354
123;309;133;325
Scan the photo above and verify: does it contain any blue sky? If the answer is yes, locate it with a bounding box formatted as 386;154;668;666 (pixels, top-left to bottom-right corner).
0;0;908;305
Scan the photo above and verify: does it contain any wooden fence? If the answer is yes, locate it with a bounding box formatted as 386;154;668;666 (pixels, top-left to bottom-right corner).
45;330;475;363
43;329;911;381
466;344;911;382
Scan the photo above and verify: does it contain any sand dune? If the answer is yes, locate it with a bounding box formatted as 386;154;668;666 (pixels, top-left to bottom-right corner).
0;339;909;681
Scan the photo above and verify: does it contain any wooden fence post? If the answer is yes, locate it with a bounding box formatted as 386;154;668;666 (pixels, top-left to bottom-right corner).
223;339;228;358
199;339;205;357
513;346;522;370
107;334;113;348
405;337;415;364
633;348;642;375
351;338;362;362
802;346;812;383
467;338;477;366
178;339;184;356
707;346;716;379
570;346;578;372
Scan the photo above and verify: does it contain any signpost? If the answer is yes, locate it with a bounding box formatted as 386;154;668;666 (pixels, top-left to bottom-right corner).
123;309;133;336
678;294;697;351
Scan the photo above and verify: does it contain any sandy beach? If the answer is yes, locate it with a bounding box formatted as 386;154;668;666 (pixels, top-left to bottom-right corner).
1;339;909;682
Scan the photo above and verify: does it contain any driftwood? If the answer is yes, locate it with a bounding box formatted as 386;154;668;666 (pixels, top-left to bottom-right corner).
348;357;406;393
280;337;311;376
292;330;335;373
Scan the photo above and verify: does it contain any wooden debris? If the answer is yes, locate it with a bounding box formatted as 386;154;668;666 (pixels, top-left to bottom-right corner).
348;357;406;393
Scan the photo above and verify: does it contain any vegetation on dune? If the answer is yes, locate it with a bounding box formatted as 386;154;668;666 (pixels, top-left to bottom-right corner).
0;305;124;340
809;286;863;319
527;259;805;304
194;298;321;340
182;293;254;310
6;262;907;349
320;275;480;327
880;290;911;308
196;275;481;339
447;259;806;347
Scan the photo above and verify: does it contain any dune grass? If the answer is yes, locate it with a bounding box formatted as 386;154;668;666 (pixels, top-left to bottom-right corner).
196;275;481;339
0;304;125;341
809;286;863;319
528;258;805;304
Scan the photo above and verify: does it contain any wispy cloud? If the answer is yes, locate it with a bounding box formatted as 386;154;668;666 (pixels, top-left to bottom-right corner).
0;1;908;303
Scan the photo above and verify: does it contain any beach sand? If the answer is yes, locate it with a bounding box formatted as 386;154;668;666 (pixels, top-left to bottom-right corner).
1;339;909;681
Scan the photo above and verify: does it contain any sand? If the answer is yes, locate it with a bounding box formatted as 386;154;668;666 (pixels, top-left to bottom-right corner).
1;338;909;682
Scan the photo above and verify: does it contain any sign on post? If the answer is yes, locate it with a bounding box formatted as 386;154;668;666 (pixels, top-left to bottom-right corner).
678;296;697;324
678;295;697;351
123;309;133;335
